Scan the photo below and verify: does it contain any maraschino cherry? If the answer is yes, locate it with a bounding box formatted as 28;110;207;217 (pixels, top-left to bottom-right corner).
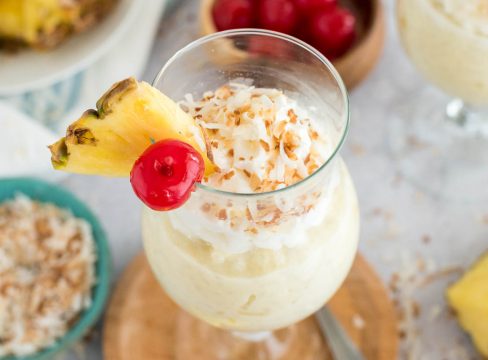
308;7;356;59
212;0;254;31
258;0;298;34
130;139;205;211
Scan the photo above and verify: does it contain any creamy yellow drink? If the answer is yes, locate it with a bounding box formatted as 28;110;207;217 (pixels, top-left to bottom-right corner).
142;83;359;332
45;28;358;341
397;0;488;105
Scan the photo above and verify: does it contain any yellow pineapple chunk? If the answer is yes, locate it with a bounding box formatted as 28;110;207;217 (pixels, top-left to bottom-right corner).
447;252;488;357
49;77;214;177
0;0;117;49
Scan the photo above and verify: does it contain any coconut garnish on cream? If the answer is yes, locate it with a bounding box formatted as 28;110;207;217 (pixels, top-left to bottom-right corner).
179;82;332;193
170;82;345;253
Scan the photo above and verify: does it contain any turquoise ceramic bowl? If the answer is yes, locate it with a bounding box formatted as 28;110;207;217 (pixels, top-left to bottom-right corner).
0;178;111;360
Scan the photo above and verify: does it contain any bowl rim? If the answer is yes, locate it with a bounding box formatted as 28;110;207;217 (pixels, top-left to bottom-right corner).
333;0;385;64
0;177;111;360
0;0;144;96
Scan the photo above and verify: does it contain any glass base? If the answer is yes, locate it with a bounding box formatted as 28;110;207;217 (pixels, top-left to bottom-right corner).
173;311;328;359
388;87;488;202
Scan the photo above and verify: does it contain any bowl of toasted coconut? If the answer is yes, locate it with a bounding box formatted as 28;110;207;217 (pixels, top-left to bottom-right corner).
0;177;111;360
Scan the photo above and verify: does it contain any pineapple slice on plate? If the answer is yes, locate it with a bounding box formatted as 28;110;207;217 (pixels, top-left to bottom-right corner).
447;252;488;358
0;0;118;49
49;77;214;177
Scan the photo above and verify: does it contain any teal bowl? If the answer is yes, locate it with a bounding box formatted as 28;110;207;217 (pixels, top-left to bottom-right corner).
0;178;111;360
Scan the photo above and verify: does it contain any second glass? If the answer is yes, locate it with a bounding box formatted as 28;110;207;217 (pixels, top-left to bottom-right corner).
391;0;488;201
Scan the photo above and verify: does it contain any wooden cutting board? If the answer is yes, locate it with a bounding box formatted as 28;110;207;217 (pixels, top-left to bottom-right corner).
103;253;398;360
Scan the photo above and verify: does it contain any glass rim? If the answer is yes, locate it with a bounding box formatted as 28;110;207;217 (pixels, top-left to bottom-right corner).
153;28;350;199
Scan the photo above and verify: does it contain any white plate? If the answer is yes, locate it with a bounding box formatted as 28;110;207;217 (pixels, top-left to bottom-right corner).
0;102;68;181
0;0;143;96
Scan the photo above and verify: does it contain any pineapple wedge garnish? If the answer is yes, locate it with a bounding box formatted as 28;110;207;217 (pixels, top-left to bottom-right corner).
49;77;214;177
447;252;488;357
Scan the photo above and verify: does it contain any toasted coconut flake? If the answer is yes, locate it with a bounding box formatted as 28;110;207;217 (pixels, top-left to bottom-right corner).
218;209;228;221
223;171;235;180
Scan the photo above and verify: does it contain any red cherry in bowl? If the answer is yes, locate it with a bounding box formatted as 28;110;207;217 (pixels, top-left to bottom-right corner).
258;0;298;34
309;7;356;59
212;0;255;31
130;139;205;211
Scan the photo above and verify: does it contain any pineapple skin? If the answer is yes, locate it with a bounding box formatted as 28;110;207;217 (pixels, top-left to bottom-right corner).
447;252;488;358
49;78;214;177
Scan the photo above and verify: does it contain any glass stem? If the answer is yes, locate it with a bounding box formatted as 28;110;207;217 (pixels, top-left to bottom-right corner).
445;99;488;137
445;98;468;126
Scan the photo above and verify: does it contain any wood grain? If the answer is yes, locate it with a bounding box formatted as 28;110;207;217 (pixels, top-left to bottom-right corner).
334;0;386;89
103;253;398;360
199;0;385;90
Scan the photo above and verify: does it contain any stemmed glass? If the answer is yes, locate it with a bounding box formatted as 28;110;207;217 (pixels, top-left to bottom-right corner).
142;29;359;358
390;0;488;200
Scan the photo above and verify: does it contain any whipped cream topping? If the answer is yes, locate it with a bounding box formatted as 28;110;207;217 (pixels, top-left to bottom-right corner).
167;165;342;254
179;82;331;193
431;0;488;36
173;82;342;254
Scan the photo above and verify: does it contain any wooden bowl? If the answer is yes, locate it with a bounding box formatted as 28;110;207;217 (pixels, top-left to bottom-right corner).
199;0;385;90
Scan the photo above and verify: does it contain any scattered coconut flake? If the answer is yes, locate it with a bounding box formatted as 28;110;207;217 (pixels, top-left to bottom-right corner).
428;304;443;322
389;253;465;360
352;314;365;330
479;213;488;225
349;143;366;156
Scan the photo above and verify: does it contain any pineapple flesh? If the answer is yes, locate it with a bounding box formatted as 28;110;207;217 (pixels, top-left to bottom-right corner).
447;252;488;358
0;0;117;49
49;78;214;177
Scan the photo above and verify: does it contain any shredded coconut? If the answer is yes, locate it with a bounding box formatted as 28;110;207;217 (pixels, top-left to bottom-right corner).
179;82;331;193
389;253;466;360
0;195;96;357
